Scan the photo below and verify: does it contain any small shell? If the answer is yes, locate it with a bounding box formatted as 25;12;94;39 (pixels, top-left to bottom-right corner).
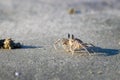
14;72;20;77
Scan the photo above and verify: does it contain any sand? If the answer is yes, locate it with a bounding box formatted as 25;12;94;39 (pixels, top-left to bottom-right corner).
0;0;120;80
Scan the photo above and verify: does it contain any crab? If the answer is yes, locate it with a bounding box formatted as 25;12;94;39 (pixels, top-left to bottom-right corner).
54;34;94;55
4;38;14;49
3;38;22;49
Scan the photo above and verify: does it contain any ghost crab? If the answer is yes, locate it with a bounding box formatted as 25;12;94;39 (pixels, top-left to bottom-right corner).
54;34;94;55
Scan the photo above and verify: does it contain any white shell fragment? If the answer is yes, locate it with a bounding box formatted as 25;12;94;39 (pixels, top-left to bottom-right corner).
15;72;20;77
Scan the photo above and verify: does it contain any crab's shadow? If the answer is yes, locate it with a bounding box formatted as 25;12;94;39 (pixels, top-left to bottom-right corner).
21;45;43;49
87;46;120;56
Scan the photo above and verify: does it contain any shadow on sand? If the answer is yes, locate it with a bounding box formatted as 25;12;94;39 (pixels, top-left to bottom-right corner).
75;10;81;14
87;46;120;56
21;45;43;49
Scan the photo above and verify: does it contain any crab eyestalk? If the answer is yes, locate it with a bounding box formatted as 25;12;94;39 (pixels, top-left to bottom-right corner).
71;34;74;39
68;33;70;39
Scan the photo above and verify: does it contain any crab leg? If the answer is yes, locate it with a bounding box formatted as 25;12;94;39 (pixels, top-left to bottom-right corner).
79;43;91;55
54;39;61;50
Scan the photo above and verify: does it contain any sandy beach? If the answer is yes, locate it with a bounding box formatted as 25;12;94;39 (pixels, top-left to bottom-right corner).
0;0;120;80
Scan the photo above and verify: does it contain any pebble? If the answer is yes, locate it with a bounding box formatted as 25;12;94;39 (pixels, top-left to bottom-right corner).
15;72;20;77
97;71;103;74
68;8;75;14
88;70;94;74
117;71;120;74
119;42;120;45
